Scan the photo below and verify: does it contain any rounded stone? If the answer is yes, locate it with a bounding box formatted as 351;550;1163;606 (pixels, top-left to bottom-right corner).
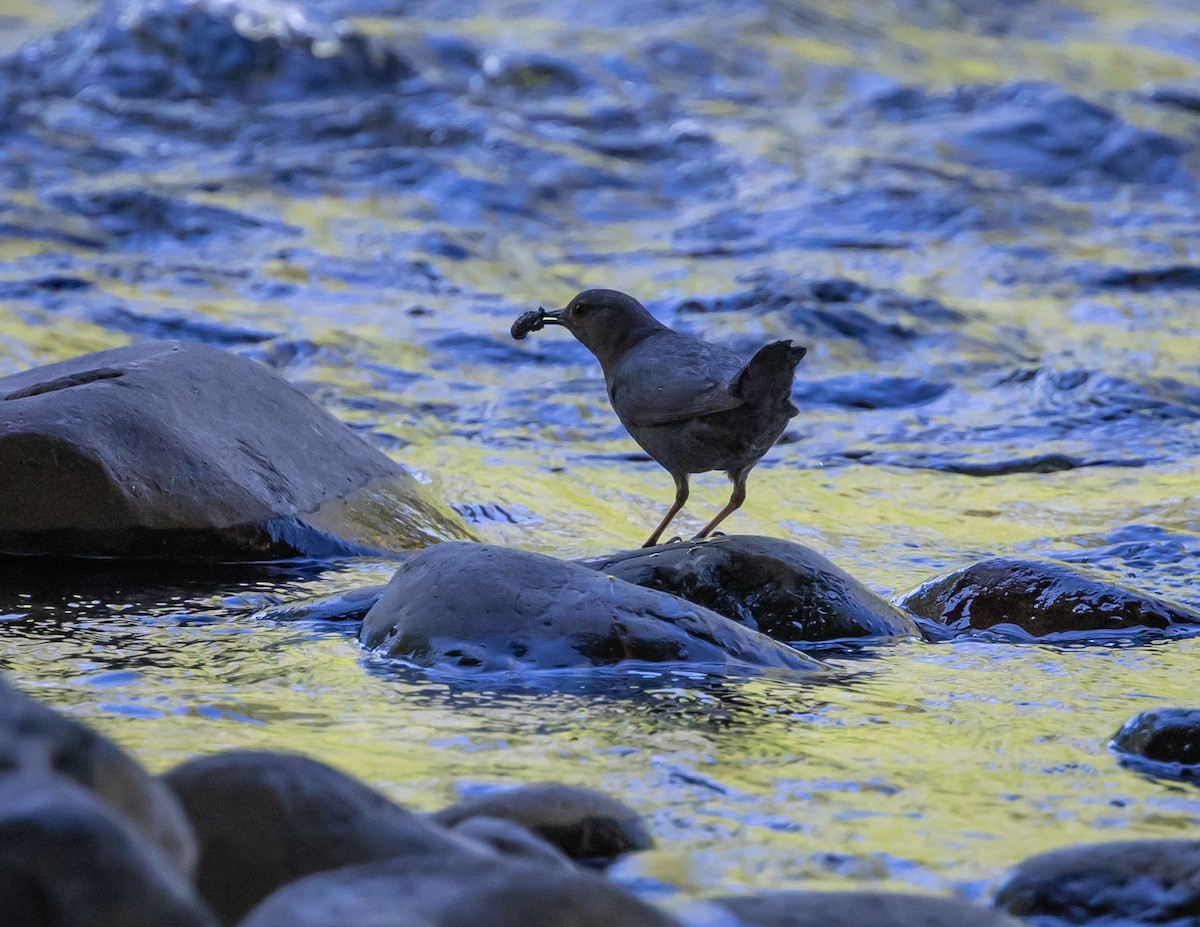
432;783;652;865
899;558;1200;641
240;848;683;927
0;672;196;878
359;542;825;672
0;774;216;927
715;891;1022;926
163;750;463;925
1111;707;1200;780
582;536;919;645
994;839;1200;923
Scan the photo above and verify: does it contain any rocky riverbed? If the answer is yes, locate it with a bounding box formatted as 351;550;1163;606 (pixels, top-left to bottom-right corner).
1;0;1199;922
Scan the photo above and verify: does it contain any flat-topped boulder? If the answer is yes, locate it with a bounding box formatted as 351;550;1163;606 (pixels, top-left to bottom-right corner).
359;542;824;672
0;341;469;559
899;557;1200;642
582;536;919;646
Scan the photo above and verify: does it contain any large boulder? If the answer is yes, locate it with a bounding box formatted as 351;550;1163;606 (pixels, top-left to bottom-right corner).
0;673;196;877
898;558;1200;642
431;783;652;866
0;774;216;927
994;840;1200;923
582;536;919;646
359;543;825;672
1111;708;1200;780
0;341;469;559
715;891;1021;926
239;846;683;927
163;750;464;925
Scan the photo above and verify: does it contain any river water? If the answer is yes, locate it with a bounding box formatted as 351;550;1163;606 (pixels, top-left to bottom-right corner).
1;0;1198;911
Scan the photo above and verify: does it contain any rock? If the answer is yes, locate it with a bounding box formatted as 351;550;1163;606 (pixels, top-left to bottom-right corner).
163;750;464;925
716;891;1021;926
0;673;196;877
899;558;1200;642
0;340;469;559
240;846;683;927
359;542;825;672
994;840;1200;923
5;0;413;103
582;536;919;646
1111;707;1200;780
0;774;216;927
432;783;652;865
447;816;574;869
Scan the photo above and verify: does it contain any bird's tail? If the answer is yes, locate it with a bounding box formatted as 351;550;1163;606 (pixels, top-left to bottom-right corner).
731;340;807;414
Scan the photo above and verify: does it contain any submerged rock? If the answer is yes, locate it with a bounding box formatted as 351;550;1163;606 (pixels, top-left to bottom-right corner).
899;558;1200;642
359;542;824;672
0;774;216;927
582;536;918;646
716;890;1021;926
432;783;652;866
240;846;683;927
0;673;196;878
164;750;462;925
0;341;469;559
994;840;1200;923
1111;708;1200;781
5;0;413;103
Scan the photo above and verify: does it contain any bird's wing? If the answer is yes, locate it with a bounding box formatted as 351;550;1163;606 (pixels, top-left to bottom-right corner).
608;334;746;427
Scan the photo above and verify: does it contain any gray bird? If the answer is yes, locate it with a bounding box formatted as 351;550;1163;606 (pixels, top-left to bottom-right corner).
512;289;807;547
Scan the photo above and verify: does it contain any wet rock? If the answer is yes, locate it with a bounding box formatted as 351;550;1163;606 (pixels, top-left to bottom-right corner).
0;774;216;927
448;816;574;869
994;839;1200;924
6;0;413;103
0;673;196;877
582;536;918;646
250;583;387;623
857;81;1189;186
359;542;824;671
1111;708;1200;780
899;558;1200;642
239;845;683;927
716;890;1021;926
164;750;464;925
432;783;652;865
0;340;469;559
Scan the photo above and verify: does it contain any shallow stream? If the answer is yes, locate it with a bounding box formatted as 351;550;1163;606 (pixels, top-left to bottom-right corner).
1;0;1199;909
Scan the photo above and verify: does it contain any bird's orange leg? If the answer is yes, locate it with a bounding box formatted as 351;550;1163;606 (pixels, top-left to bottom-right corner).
642;474;689;548
693;472;748;540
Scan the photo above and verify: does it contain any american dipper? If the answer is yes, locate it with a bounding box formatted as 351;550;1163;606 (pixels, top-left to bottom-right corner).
512;289;807;547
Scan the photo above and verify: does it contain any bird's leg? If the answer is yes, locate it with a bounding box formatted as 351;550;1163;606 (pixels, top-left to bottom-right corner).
693;471;748;540
642;474;689;548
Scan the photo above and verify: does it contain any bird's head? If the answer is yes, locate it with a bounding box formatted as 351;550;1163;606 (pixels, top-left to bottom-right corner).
511;289;666;371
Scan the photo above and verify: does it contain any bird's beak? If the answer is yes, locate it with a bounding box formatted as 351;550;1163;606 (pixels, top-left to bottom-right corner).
539;308;566;326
